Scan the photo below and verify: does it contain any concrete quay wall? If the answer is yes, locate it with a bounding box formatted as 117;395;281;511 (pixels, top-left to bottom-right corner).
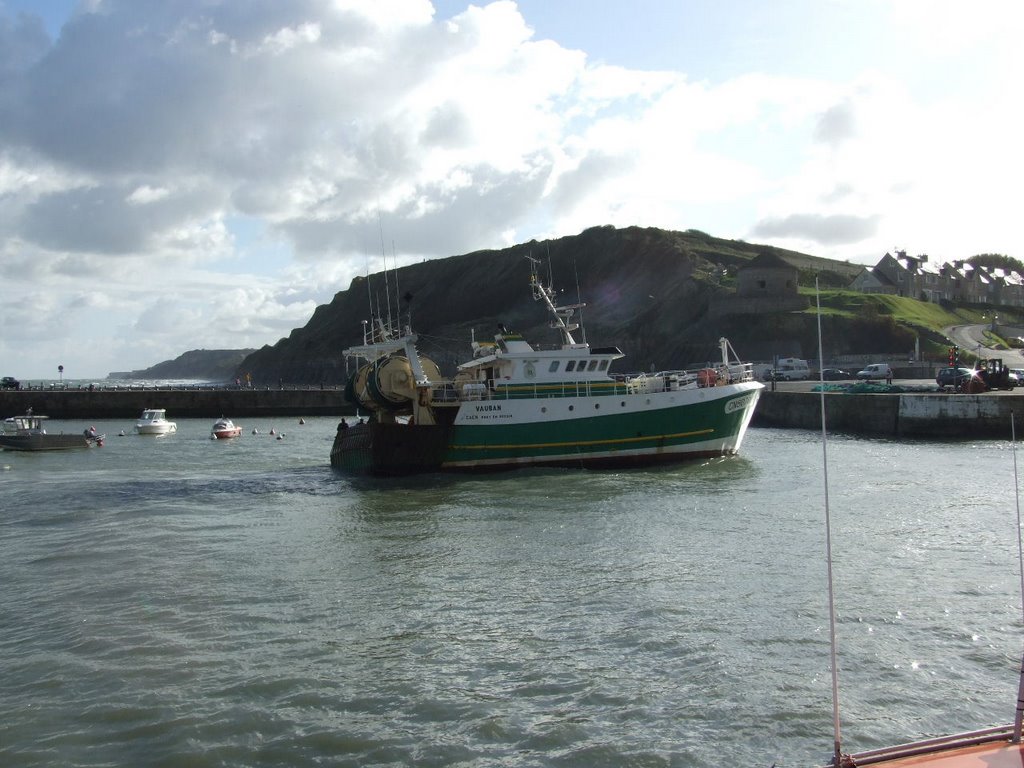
0;388;349;419
754;390;1022;439
6;387;1019;438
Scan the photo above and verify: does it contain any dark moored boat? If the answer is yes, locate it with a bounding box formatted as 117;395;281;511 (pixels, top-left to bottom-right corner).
0;414;103;451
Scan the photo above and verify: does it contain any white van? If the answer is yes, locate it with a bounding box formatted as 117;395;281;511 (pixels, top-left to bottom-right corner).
856;363;893;380
770;358;811;381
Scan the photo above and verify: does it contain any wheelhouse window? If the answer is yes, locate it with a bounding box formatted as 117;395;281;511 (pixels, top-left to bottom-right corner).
587;360;599;371
565;360;576;372
548;361;560;373
598;360;609;371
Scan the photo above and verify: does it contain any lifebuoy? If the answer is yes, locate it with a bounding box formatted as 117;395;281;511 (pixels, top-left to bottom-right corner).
698;368;717;387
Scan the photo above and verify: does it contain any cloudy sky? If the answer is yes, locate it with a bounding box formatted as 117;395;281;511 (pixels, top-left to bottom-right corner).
1;0;1021;379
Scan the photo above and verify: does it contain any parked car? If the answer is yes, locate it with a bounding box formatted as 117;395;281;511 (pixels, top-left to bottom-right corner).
1;376;20;390
935;366;974;388
819;368;851;381
856;363;893;380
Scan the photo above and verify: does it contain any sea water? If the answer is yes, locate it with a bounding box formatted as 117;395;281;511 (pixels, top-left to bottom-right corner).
1;419;1022;767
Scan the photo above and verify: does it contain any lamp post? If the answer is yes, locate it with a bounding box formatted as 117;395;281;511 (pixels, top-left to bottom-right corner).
58;364;64;385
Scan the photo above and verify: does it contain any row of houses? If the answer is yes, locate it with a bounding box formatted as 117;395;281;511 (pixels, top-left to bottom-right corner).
851;250;1024;308
719;249;1022;316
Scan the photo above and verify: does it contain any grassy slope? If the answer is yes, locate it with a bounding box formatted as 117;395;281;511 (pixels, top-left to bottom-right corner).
798;288;1022;359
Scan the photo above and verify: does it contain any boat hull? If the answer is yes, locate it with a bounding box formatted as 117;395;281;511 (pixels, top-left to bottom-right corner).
331;382;761;475
212;428;242;439
0;434;97;451
135;424;176;435
846;725;1024;766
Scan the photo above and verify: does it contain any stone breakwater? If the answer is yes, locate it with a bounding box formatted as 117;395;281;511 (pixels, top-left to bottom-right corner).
754;389;1024;438
0;388;351;419
5;387;1020;437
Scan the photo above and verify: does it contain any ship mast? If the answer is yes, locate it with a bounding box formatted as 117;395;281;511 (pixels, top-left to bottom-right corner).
527;256;586;348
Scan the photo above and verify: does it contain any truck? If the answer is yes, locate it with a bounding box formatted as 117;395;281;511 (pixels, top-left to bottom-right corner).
971;358;1017;391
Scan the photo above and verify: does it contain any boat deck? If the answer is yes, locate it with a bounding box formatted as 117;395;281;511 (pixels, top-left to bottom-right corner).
847;726;1024;767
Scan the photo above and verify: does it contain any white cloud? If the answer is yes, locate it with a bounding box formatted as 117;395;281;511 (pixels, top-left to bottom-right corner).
126;184;170;205
0;0;1022;377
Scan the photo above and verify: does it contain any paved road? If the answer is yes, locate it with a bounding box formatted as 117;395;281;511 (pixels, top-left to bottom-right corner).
759;324;1024;395
944;324;1024;367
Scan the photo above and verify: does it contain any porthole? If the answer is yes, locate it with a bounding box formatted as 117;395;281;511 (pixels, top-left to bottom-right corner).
568;405;574;411
541;406;547;413
621;401;626;407
594;403;600;409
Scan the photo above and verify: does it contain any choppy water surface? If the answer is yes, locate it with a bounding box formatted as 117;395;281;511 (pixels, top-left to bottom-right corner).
2;418;1022;767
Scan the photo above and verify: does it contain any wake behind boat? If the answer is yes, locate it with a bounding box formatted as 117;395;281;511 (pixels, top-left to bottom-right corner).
331;261;762;475
0;414;104;451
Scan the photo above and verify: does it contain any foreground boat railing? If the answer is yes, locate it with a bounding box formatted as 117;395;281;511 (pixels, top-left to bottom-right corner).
814;274;1024;766
847;725;1016;765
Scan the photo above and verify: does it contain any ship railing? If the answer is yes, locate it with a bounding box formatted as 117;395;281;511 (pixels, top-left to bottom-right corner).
623;362;756;394
427;382;462;404
442;362;756;403
719;361;756;382
452;379;625;401
487;380;611;399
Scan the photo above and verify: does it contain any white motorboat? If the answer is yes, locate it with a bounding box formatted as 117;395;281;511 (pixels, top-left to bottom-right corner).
135;408;177;435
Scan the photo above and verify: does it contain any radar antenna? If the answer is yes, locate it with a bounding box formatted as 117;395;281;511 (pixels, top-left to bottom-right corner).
526;255;586;347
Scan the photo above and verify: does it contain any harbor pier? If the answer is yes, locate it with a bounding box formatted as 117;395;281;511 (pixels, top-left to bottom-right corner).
0;387;351;419
754;389;1023;438
3;385;1022;439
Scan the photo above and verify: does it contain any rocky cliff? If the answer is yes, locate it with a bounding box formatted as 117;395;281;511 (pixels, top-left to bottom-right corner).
236;225;865;386
109;348;256;382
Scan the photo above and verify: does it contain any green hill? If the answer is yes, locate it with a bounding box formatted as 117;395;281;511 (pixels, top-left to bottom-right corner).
118;225;1018;384
234;225;888;384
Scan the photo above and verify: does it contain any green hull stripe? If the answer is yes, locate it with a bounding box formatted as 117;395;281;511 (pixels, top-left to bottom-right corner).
443;390;757;464
451;427;713;451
